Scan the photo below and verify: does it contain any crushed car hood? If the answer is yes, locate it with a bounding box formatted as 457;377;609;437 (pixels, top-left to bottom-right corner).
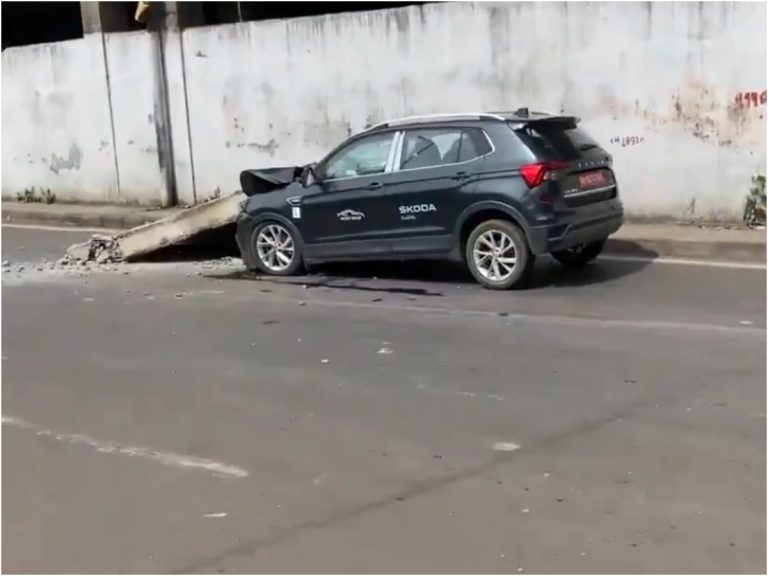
239;167;303;197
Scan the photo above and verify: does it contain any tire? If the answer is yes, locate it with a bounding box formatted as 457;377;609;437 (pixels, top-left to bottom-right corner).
551;239;606;268
465;219;534;290
249;221;303;276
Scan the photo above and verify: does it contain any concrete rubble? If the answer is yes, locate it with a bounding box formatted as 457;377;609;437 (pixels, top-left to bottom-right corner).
1;254;245;287
66;192;244;263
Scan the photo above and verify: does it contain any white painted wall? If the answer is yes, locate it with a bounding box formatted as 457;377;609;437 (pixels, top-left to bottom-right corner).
182;1;766;219
1;35;119;203
1;32;169;205
163;29;198;206
2;2;765;219
103;31;167;205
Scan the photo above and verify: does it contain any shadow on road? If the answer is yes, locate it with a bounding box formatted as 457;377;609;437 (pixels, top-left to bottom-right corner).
136;224;240;262
207;265;447;297
527;257;652;289
137;228;657;292
207;254;653;296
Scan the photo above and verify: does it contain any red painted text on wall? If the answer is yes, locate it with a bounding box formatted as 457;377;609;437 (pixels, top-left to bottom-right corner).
734;91;767;107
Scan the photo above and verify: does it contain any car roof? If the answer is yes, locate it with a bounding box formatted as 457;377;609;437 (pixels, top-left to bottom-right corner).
365;109;570;131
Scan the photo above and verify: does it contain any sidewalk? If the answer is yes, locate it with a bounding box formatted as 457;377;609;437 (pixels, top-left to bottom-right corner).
2;200;765;264
609;223;765;263
2;201;182;230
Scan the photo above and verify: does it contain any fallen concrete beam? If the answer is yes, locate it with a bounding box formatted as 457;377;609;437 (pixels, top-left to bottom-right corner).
67;193;244;262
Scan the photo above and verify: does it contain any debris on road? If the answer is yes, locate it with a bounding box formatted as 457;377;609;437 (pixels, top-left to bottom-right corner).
89;235;123;264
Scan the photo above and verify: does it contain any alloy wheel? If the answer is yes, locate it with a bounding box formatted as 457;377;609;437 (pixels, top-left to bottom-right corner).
256;224;295;272
472;229;517;282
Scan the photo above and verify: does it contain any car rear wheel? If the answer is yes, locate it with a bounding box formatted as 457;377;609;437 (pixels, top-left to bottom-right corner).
465;219;534;290
250;221;303;276
551;239;606;268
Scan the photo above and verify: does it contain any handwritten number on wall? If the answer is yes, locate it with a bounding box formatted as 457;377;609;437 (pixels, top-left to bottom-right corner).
734;91;767;107
609;136;645;147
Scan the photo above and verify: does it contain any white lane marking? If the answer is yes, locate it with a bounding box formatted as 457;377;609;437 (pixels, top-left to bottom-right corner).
203;512;227;518
599;254;766;270
2;415;248;479
493;441;521;452
2;223;117;233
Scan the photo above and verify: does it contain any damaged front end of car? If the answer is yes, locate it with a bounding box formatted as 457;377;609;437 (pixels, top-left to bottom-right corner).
239;164;317;198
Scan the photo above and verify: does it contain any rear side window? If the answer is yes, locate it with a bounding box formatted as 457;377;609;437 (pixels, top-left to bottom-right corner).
399;128;491;170
516;123;601;161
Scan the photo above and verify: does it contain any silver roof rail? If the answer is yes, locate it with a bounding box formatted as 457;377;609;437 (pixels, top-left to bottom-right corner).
367;112;506;131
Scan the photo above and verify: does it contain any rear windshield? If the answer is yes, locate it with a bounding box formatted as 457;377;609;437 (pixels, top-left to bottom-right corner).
514;122;601;161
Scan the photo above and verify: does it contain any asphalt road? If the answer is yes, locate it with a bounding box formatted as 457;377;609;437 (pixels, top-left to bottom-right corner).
2;226;766;573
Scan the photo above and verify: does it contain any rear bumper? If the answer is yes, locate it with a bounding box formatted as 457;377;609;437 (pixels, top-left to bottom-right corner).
527;200;624;255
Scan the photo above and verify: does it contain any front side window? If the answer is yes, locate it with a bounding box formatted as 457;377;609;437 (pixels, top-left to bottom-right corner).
400;128;491;170
323;132;395;180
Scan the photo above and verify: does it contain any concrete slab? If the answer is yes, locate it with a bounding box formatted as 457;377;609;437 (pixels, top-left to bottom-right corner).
65;193;243;262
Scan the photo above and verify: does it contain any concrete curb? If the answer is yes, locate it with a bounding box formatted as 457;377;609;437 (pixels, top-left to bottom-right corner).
2;203;179;230
605;237;765;264
3;201;765;264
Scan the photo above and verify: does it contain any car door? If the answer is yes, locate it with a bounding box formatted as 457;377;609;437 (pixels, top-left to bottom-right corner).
383;127;491;256
299;130;399;260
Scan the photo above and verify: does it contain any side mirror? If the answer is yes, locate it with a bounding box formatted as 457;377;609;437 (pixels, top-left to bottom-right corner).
301;164;318;187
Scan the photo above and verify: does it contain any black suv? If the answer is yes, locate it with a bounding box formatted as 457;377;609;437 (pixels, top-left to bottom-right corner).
236;110;623;289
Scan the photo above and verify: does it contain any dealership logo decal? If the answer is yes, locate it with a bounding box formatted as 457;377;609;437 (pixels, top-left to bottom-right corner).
337;209;365;222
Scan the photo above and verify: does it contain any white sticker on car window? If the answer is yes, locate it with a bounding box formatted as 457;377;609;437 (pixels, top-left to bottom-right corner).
292;207;301;219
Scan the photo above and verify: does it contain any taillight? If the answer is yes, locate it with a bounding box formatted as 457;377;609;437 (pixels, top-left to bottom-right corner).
519;161;570;188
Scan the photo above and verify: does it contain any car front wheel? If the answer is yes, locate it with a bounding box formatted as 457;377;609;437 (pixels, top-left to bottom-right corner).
551;240;606;268
465;219;534;290
250;221;303;276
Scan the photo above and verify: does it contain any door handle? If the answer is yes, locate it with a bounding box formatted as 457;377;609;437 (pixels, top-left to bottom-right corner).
452;171;470;180
366;182;383;190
